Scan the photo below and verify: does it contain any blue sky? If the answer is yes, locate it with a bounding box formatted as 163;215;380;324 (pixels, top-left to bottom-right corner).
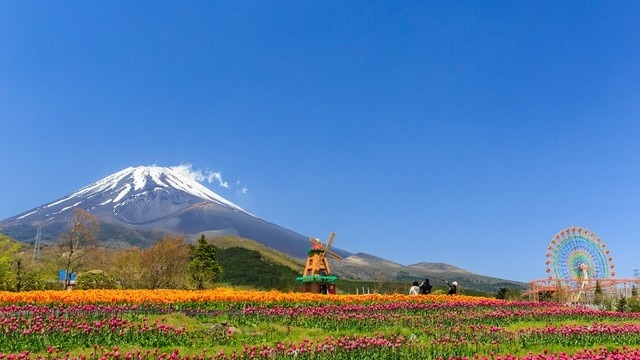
1;2;639;282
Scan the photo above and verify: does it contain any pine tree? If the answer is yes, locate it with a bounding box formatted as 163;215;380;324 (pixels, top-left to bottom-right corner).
594;280;603;306
189;235;223;290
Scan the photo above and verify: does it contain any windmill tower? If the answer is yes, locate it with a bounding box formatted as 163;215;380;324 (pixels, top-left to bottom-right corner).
296;232;342;294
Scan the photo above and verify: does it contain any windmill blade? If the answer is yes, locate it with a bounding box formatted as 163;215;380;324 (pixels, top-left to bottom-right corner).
326;249;342;260
325;232;336;249
328;253;342;261
324;232;340;261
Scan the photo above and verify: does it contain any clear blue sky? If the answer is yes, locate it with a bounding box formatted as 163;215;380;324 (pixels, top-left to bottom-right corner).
1;2;639;282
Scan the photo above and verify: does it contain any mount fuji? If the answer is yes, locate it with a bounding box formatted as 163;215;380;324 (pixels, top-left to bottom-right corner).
0;165;529;291
0;166;351;260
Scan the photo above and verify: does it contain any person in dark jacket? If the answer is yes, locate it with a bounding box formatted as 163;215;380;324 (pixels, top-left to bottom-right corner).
444;279;458;295
419;278;432;295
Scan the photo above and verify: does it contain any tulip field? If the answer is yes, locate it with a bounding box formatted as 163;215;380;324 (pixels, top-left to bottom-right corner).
1;289;640;359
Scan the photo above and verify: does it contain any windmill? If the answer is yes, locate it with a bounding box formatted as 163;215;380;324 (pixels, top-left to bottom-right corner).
296;232;342;294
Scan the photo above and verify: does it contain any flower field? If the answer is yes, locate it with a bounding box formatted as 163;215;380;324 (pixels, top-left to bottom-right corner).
1;289;640;359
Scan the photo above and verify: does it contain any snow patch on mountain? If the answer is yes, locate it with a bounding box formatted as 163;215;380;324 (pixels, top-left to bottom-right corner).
17;210;37;220
113;184;131;203
59;201;83;214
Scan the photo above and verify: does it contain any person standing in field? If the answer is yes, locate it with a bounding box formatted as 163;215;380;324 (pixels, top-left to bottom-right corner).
444;279;458;295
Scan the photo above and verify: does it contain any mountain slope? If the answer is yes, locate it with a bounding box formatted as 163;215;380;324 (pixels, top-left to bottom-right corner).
0;165;350;260
333;253;527;293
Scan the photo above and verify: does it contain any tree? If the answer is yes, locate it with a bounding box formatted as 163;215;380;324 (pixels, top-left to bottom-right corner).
10;243;66;290
0;231;21;290
140;235;190;289
617;296;628;312
57;208;100;289
189;235;222;289
594;280;604;306
12;251;31;292
109;247;145;289
495;287;522;300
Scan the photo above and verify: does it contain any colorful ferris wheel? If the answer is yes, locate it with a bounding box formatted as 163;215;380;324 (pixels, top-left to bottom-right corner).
546;227;615;281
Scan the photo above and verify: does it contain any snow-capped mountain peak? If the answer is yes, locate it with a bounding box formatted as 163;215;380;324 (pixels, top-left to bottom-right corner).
10;165;246;224
74;166;243;211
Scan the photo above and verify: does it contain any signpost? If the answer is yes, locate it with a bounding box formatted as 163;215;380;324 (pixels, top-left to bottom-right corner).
58;269;77;290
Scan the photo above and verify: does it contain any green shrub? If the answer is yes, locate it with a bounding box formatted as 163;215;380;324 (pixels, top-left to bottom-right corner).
76;270;119;289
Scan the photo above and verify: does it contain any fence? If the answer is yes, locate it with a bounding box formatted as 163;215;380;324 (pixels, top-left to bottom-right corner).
527;278;639;305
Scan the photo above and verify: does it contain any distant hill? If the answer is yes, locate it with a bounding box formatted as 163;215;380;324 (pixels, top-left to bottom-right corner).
332;252;526;294
206;237;527;294
215;246;302;292
196;234;304;272
408;262;471;273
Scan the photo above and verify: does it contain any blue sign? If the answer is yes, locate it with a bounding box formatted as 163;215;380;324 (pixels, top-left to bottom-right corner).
58;269;77;282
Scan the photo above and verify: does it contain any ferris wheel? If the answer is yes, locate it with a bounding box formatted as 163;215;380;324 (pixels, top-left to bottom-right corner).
546;227;615;281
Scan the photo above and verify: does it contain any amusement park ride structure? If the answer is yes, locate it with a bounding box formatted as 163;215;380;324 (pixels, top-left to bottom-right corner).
296;232;342;294
528;227;638;304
